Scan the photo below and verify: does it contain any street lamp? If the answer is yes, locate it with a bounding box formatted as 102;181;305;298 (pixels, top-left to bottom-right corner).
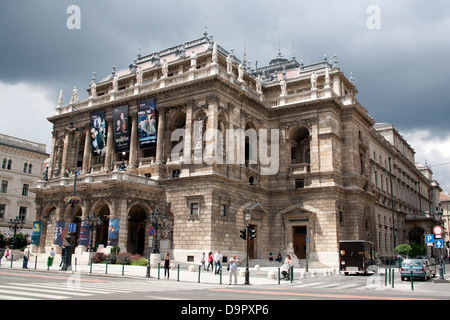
433;208;445;280
150;209;168;253
85;213;102;252
118;152;127;171
62;115;82;271
245;210;251;285
8;217;24;249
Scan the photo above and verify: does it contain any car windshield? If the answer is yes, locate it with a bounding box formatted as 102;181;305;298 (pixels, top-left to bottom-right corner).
402;259;423;267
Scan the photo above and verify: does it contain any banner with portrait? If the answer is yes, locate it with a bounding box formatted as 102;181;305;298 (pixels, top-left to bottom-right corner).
112;105;130;153
79;220;90;247
107;219;120;246
31;221;42;245
90;111;107;157
137;98;157;149
54;221;65;245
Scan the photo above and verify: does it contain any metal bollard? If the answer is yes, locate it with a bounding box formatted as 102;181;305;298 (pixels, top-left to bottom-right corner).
198;265;201;283
220;266;222;285
177;264;180;282
278;268;280;285
391;270;394;288
385;268;387;286
410;270;414;290
10;255;13;268
158;263;160;279
146;259;150;278
122;258;125;276
291;266;294;283
90;258;93;274
105;260;108;274
35;256;37;269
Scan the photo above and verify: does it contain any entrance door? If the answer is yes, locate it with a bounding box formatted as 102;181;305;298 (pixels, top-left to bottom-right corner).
293;226;307;259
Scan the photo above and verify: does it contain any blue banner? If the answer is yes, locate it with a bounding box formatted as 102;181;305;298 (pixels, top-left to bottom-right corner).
90;110;107;157
138;98;157;149
31;221;42;245
79;220;90;247
107;219;120;246
54;221;65;245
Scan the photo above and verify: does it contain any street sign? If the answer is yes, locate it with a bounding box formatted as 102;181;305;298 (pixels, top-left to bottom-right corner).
435;239;444;249
425;234;434;244
148;227;155;237
67;223;77;233
433;225;443;238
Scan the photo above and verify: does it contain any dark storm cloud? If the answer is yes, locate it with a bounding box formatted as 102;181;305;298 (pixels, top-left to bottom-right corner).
1;0;449;164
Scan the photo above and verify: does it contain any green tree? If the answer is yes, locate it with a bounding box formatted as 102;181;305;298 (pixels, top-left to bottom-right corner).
395;244;412;258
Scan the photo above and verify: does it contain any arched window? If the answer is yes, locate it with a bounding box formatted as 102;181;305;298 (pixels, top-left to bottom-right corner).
2;159;6;169
23;163;28;173
28;164;32;174
7;160;11;170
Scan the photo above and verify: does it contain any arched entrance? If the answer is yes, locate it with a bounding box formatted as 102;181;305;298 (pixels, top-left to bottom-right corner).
127;205;148;255
90;202;110;250
409;227;425;246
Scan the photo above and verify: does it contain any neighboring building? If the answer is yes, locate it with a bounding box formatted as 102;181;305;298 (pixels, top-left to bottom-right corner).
439;192;450;256
32;33;441;267
0;134;48;241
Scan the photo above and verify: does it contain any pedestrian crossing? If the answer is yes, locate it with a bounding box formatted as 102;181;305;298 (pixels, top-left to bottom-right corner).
294;278;422;291
0;279;202;300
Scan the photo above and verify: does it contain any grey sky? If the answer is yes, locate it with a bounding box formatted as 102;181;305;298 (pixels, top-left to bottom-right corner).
1;0;450;190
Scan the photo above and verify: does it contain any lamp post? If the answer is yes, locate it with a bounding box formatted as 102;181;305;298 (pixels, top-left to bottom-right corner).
150;209;168;253
118;151;127;171
245;210;251;285
62;116;82;271
85;213;102;252
433;208;445;280
8;217;25;249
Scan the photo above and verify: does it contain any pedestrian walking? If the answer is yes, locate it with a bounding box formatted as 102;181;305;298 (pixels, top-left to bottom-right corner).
228;254;241;285
3;246;10;261
23;246;30;269
164;253;171;279
206;251;213;271
59;246;66;269
201;252;206;270
47;248;55;268
214;250;222;275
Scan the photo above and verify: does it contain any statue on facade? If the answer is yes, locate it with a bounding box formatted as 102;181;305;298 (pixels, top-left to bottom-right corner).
238;61;244;82
227;54;233;74
280;78;287;96
190;51;197;69
256;75;262;94
136;66;143;85
90;81;97;98
311;71;317;90
70;87;78;105
162;59;169;78
58;90;64;108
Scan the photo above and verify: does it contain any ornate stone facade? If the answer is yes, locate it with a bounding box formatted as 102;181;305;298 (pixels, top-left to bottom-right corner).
32;34;441;267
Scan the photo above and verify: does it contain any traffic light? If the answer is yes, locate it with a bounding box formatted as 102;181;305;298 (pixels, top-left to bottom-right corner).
248;227;256;239
240;228;247;240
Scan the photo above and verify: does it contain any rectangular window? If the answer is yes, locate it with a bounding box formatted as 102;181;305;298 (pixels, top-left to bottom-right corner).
0;204;5;219
190;203;199;216
295;179;305;189
22;184;29;196
19;206;27;221
220;204;227;217
1;181;8;193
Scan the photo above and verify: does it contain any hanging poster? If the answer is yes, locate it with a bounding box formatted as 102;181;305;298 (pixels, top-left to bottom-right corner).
137;98;157;148
79;220;90;247
90;110;107;157
31;221;42;245
54;221;65;245
107;219;120;246
112;105;130;153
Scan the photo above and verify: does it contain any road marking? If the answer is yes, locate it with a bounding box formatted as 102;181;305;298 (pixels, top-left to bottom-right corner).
210;288;436;300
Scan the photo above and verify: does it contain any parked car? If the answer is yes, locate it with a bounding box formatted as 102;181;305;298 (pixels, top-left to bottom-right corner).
400;258;436;281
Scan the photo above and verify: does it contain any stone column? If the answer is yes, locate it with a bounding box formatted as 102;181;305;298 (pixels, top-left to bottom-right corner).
82;126;92;174
205;94;219;163
155;109;166;164
129;112;138;168
104;118;114;171
60;130;71;176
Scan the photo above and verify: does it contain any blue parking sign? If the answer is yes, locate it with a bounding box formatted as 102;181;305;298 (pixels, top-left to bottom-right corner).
425;234;434;243
435;239;444;248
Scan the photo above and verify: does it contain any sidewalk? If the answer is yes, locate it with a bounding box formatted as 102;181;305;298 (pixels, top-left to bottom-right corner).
2;258;449;289
0;257;339;285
